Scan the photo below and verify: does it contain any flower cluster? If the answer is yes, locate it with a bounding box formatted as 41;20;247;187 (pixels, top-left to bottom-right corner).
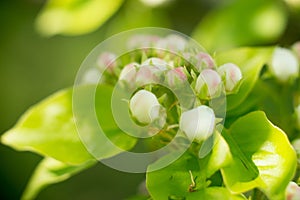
91;34;243;142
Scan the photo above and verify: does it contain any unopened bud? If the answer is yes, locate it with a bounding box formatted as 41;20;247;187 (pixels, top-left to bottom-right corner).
97;52;117;73
165;67;187;88
218;63;242;92
195;69;222;98
119;62;138;85
141;57;170;70
129;90;160;124
164;34;187;52
270;47;299;82
136;65;164;86
194;52;215;71
286;182;300;200
179;105;216;142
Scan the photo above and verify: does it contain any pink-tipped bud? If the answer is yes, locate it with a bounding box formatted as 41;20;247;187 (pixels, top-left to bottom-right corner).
129;90;160;124
127;35;160;49
218;63;242;92
195;69;222;98
286;182;300;200
119;62;138;85
97;52;117;73
135;65;164;86
194;52;215;71
179;105;216;142
165;67;187;88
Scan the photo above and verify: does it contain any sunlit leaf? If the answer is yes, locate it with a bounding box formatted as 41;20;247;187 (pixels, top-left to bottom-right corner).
221;111;297;200
22;157;96;200
147;153;246;200
35;0;124;36
192;0;287;52
1;85;137;165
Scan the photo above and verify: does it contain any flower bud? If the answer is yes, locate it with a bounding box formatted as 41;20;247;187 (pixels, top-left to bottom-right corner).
128;35;160;49
286;182;300;200
141;57;170;70
119;62;138;85
164;34;187;52
179;105;216;142
135;65;163;86
217;63;242;92
97;52;117;73
165;67;187;88
129;90;160;124
194;52;215;71
195;69;222;98
270;47;299;82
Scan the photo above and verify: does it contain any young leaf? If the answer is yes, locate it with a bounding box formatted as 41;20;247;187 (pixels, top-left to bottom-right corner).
215;47;274;112
192;0;287;52
221;111;297;200
1;85;137;165
146;153;246;200
22;157;96;200
35;0;124;36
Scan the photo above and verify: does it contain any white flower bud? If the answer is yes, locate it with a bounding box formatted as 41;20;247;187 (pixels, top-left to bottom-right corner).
135;65;163;86
179;105;216;142
128;35;160;49
165;67;187;87
141;57;170;70
164;34;187;52
218;63;242;92
195;69;221;98
129;90;160;124
119;62;138;84
270;47;299;82
286;182;300;200
194;52;215;71
97;52;117;73
295;105;300;129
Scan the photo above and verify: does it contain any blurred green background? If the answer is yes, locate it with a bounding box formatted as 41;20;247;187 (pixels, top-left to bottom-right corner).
1;0;300;199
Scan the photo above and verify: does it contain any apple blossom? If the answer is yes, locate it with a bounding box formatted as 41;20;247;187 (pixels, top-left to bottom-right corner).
218;63;242;92
119;62;139;85
129;90;160;124
141;57;170;70
270;47;299;82
179;105;216;142
165;67;187;88
195;69;222;98
97;52;117;73
286;182;300;200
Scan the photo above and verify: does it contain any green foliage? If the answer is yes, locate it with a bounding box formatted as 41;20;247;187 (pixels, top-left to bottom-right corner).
221;111;297;200
35;0;124;36
147;153;245;200
22;157;96;200
192;0;287;52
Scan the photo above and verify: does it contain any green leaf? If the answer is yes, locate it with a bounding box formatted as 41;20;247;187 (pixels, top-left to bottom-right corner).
146;153;245;200
22;157;96;200
1;85;137;165
192;0;287;52
221;111;297;199
215;47;274;112
35;0;124;36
